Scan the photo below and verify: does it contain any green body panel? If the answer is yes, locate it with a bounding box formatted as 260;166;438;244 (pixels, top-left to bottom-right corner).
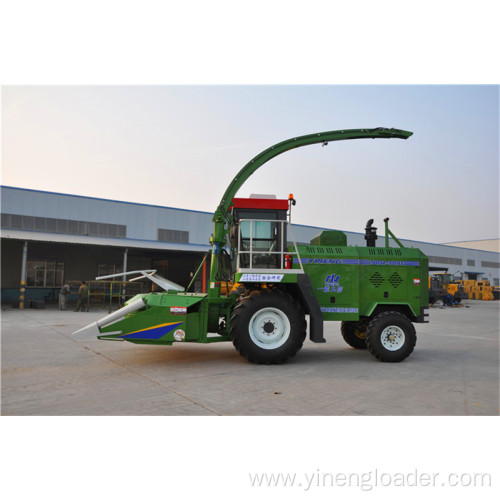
294;243;429;321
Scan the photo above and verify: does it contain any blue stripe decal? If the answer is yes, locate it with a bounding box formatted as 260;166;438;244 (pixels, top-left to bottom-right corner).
294;258;420;267
121;322;184;340
321;307;359;313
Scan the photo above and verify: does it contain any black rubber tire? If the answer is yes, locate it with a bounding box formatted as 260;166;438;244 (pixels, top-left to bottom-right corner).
229;289;306;364
340;321;368;349
365;311;416;362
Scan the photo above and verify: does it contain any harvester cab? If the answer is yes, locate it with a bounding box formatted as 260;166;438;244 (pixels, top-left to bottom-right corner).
230;195;294;272
74;127;429;365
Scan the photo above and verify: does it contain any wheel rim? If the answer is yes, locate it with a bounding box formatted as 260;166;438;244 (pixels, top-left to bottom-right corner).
380;325;405;351
354;328;366;340
248;307;291;350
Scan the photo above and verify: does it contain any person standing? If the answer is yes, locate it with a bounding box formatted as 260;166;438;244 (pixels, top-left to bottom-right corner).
59;283;71;310
74;281;89;312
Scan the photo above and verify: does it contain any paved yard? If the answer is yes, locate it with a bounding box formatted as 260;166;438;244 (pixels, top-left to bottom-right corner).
1;301;498;415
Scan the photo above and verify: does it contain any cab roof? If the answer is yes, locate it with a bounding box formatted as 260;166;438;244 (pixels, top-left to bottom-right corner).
231;197;289;210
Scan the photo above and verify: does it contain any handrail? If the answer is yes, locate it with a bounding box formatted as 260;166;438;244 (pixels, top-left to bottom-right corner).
236;219;304;273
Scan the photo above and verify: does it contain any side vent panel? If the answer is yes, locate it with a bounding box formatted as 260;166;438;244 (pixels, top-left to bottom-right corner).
370;272;384;288
388;272;403;288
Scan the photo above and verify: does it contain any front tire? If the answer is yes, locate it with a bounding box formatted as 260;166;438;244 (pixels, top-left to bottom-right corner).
365;311;416;362
230;289;306;364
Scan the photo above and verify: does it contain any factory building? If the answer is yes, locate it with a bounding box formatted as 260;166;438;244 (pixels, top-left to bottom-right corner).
1;186;499;307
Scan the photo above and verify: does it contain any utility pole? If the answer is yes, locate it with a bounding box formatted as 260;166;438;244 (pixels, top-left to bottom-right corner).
19;241;28;309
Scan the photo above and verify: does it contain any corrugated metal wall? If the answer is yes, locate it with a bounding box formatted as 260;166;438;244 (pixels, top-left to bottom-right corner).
1;187;214;244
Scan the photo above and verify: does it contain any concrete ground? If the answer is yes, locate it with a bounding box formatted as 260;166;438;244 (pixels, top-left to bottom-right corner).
1;301;499;415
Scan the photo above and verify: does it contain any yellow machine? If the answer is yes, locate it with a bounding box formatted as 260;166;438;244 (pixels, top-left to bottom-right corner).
429;273;467;303
456;279;495;300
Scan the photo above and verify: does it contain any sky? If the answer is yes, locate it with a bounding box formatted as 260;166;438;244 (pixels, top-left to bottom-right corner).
1;85;498;244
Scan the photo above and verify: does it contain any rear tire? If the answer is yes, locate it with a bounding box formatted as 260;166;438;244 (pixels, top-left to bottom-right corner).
365;311;416;362
341;321;368;349
230;289;306;364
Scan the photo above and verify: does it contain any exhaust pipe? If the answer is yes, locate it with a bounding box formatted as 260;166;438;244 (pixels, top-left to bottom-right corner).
364;218;378;247
72;298;146;340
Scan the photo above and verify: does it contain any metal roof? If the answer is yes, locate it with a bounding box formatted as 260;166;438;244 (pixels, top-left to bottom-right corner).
1;185;213;215
0;229;210;253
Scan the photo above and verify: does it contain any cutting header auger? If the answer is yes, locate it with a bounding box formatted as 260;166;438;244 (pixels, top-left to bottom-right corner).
74;128;429;364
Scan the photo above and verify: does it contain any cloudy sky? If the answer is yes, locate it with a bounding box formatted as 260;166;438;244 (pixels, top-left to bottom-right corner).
2;85;498;244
